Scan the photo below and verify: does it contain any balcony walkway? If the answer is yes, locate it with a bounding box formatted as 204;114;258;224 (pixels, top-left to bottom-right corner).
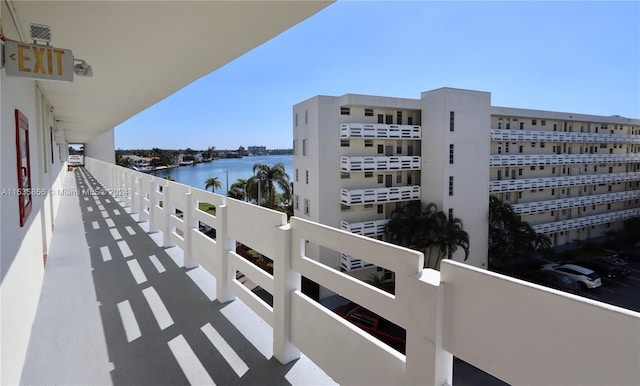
20;168;335;385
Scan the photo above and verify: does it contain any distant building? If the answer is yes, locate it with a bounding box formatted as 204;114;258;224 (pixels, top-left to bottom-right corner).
293;87;640;276
248;146;267;155
268;148;294;155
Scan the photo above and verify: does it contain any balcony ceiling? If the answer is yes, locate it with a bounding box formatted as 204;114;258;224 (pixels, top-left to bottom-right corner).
8;1;332;143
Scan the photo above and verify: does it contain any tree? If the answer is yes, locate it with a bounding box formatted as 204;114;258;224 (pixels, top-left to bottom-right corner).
116;154;133;168
252;163;291;209
488;195;550;269
205;176;221;193
385;201;469;269
228;178;248;200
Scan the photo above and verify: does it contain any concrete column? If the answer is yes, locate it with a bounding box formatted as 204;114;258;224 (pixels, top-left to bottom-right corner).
273;223;300;364
183;192;199;269
163;181;175;248
148;178;159;233
405;270;452;386
215;203;235;303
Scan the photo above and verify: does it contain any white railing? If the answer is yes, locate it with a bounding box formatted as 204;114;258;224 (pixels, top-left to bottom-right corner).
489;172;640;193
341;219;390;237
532;208;640;234
490;129;640;144
512;190;640;215
340;253;375;271
340;123;422;139
340;186;421;205
340;156;421;171
84;157;640;386
490;153;640;167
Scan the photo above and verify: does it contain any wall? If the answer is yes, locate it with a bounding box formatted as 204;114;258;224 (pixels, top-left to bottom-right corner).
85;128;115;163
421;88;491;269
1;6;68;383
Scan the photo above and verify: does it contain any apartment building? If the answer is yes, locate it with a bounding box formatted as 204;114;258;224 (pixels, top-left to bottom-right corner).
293;87;640;274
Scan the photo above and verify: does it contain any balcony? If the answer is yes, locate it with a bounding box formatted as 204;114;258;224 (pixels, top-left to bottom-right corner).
512;190;640;215
341;219;390;237
490;153;640;167
490;129;640;144
340;123;421;139
22;158;640;386
340;186;421;205
532;208;640;233
340;156;421;172
489;171;640;193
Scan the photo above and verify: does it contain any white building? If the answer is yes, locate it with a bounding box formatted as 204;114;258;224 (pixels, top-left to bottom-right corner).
293;88;640;274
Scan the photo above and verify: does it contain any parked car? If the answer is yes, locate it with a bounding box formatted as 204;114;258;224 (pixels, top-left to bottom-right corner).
525;270;581;293
541;263;602;289
333;303;406;353
596;255;633;277
570;259;621;280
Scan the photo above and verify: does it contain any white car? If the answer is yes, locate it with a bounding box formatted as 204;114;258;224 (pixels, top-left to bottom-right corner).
541;263;602;289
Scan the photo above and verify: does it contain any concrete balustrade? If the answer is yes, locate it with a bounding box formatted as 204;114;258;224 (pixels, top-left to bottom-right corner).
85;157;640;386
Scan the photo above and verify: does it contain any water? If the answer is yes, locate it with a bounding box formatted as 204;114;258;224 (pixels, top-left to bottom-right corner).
150;155;293;195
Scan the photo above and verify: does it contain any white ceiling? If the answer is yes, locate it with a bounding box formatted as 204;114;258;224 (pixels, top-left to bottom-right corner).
7;1;333;143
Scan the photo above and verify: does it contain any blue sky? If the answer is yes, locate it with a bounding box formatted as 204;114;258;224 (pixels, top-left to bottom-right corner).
115;1;640;150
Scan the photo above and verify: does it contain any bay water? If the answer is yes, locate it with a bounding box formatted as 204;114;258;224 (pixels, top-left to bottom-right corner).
150;155;293;195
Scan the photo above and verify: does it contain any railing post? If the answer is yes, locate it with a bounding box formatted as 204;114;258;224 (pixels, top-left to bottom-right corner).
148;178;159;233
405;272;453;386
163;181;175;248
133;175;143;217
273;223;300;364
215;203;234;303
183;192;199;269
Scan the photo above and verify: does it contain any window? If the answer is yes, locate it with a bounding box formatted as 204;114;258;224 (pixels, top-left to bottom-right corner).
449;111;455;132
294;195;299;210
540;165;545;170
448;208;454;221
341;107;350;115
365;172;373;178
303;199;310;215
530;166;536;171
302;139;308;155
364;139;373;147
541;120;546;126
385;115;393;124
449;144;454;164
448;176;454;196
519;146;523;153
305;170;309;184
396;171;402;183
364;108;373;117
519;168;523;176
396;140;402;154
377;205;384;214
553;124;557;131
364;204;374;209
396;111;402;124
531;142;536;148
377;144;384;154
378;114;384;124
518;192;522;199
340;139;349;147
520;122;524;130
305;110;308;124
532;119;537;126
295;168;299;182
407;116;413;125
540;142;545;148
341;172;350;179
378;175;383;184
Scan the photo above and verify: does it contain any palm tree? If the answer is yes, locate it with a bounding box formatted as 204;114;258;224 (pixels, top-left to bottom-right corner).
488;195;550;269
205;176;222;193
385;202;469;269
228;178;248;200
252;163;290;209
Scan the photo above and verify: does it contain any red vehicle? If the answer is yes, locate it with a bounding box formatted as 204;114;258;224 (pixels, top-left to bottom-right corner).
333;303;406;353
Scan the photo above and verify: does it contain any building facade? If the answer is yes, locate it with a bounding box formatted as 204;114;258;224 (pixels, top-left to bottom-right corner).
293;88;640;274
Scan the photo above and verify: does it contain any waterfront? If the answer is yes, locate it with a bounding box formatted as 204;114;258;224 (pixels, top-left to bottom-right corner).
150;155;293;195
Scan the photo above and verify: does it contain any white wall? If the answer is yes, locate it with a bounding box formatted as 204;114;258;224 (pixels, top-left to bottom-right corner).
1;6;68;383
421;88;491;269
85;128;115;163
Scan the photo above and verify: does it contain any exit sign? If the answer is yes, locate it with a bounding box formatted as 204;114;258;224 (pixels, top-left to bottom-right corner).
4;41;74;82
